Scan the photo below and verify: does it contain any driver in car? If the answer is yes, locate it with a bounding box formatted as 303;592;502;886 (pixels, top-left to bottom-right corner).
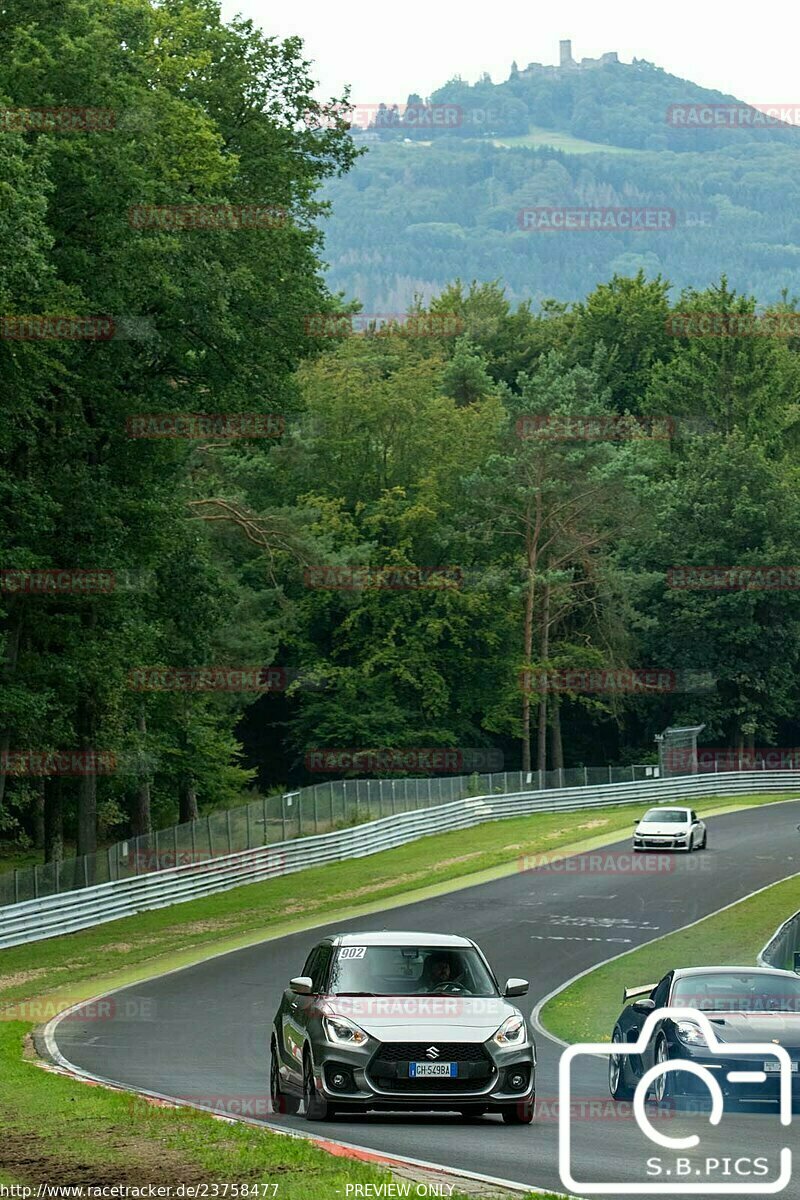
417;951;461;991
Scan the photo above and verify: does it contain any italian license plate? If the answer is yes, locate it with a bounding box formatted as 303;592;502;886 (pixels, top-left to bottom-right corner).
409;1062;457;1078
763;1060;799;1073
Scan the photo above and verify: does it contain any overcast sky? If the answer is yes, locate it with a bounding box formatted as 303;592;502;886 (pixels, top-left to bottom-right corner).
220;0;797;112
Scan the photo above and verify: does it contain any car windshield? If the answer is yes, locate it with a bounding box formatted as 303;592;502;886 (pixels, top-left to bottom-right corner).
641;809;688;823
327;945;499;997
672;972;800;1012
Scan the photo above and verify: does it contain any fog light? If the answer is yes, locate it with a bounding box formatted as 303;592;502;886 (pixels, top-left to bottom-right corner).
332;1072;348;1089
326;1064;355;1091
506;1068;528;1091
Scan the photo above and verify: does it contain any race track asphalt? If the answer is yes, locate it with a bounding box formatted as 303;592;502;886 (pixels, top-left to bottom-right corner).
52;801;800;1198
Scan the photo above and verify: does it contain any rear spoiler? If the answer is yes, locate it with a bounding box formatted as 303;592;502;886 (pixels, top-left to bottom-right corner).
623;984;656;1003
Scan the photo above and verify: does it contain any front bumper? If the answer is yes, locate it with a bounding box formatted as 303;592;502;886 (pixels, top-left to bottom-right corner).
633;835;689;850
669;1047;800;1102
310;1037;535;1111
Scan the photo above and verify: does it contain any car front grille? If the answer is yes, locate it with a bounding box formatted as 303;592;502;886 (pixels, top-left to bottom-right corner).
374;1042;491;1064
367;1041;495;1094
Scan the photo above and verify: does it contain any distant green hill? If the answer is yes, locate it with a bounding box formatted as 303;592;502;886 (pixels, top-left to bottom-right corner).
320;58;800;308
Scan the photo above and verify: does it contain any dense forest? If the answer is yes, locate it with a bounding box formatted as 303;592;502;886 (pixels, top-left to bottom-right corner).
321;60;800;308
2;0;800;863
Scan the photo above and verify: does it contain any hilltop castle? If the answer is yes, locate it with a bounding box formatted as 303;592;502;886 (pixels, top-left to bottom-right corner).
511;40;619;79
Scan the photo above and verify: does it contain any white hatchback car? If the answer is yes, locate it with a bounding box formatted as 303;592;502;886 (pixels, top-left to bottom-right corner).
632;805;707;852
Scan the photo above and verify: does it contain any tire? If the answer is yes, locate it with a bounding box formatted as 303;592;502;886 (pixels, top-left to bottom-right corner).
651;1036;671;1103
303;1050;335;1121
700;832;708;849
687;834;694;853
270;1040;300;1115
609;1028;635;1100
501;1098;534;1124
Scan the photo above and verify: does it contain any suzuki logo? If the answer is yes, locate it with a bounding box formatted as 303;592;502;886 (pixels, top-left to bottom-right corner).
426;1045;440;1059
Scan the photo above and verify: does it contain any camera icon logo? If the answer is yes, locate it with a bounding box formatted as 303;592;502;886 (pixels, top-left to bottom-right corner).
559;1006;793;1194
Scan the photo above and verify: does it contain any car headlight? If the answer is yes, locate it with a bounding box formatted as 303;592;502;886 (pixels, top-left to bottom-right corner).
322;1014;369;1047
493;1014;527;1047
675;1021;709;1047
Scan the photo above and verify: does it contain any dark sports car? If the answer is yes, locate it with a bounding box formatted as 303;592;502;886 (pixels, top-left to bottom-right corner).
608;966;800;1105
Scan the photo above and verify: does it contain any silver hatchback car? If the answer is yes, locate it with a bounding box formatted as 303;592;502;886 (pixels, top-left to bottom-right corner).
270;930;536;1123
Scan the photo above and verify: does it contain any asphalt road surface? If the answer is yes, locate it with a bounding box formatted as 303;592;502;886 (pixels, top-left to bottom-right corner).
53;801;800;1198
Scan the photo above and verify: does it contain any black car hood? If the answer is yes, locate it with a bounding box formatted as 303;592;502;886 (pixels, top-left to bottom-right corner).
703;1012;800;1046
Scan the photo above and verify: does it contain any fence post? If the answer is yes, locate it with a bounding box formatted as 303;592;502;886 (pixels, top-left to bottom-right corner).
313;787;319;833
207;814;213;857
584;766;588;786
298;795;303;839
226;810;233;853
55;858;61;894
191;820;197;858
246;802;252;849
281;796;287;842
330;785;335;829
174;825;179;864
84;857;89;888
108;847;113;882
558;767;564;789
263;794;268;844
33;864;39;899
14;869;19;904
608;765;613;783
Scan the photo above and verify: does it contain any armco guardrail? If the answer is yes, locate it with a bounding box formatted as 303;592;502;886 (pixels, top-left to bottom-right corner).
1;769;799;950
759;901;800;971
0;763;659;906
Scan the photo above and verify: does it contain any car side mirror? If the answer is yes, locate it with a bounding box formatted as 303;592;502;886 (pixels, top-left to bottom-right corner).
633;998;656;1013
504;977;529;998
290;975;314;995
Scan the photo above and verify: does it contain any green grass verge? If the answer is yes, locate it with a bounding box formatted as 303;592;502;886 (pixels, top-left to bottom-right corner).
0;790;796;1194
540;872;800;1045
